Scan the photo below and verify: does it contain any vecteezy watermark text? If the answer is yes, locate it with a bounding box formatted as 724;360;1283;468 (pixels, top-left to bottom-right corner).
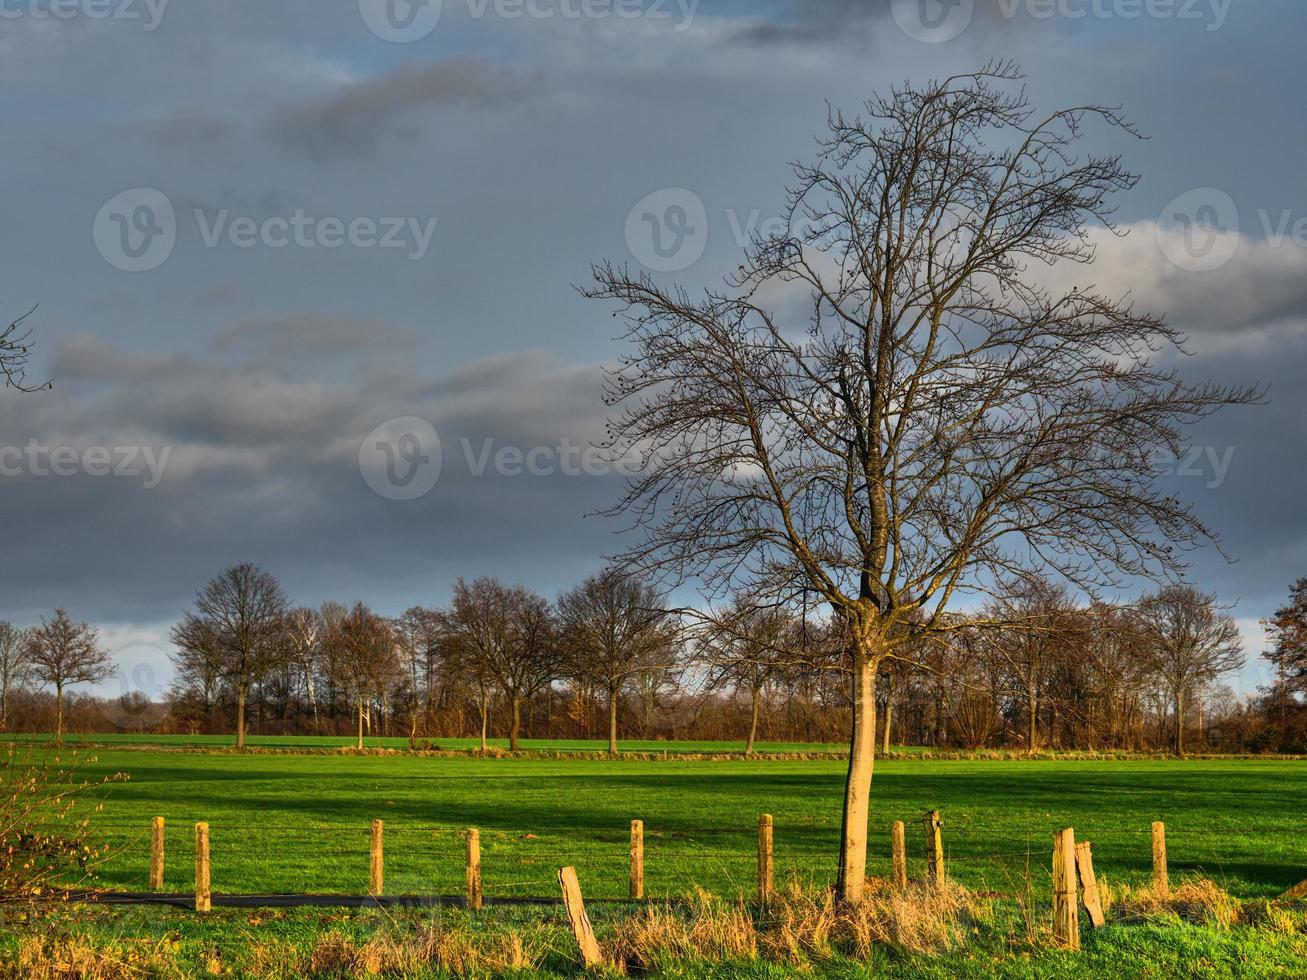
93;188;439;272
890;0;1231;43
358;0;699;42
0;0;169;31
359;418;641;500
0;442;171;489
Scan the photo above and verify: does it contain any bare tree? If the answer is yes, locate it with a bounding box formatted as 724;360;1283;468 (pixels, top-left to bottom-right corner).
698;597;798;755
585;65;1258;900
284;607;323;731
1263;578;1307;716
0;623;32;731
182;563;289;749
445;578;561;752
559;569;678;756
25;610;112;744
1137;586;1243;756
324;603;400;750
985;578;1078;752
1;306;51;392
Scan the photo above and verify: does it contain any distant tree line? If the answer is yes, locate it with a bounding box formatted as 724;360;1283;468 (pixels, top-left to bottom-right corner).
5;564;1307;756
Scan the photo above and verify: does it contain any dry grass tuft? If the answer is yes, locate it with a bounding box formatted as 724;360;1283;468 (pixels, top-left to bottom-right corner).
9;935;180;980
1109;876;1241;929
301;922;546;977
611;879;987;971
610;887;758;970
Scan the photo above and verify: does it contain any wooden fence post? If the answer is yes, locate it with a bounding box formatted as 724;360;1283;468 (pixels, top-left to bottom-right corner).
1074;841;1105;927
466;828;483;910
150;817;165;890
757;813;774;906
1052;828;1080;950
559;866;604;968
194;822;211;913
369;819;384;897
923;810;945;889
891;821;908;890
1151;821;1169;898
629;820;644;900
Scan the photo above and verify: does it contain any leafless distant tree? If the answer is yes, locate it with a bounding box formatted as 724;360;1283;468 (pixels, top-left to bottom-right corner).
25;610;112;744
1;306;51;392
180;563;289;749
984;577;1078;752
0;623;32;731
445;578;561;752
586;64;1259;900
559;569;678;756
398;605;446;735
324;602;400;750
698;597;799;755
1137;586;1243;756
284;607;323;731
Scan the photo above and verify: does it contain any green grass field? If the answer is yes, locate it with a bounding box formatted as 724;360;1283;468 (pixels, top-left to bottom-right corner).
42;743;1307;899
6;739;1307;978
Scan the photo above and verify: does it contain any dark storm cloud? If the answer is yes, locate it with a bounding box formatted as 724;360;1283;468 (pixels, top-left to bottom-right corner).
266;57;537;161
0;329;616;625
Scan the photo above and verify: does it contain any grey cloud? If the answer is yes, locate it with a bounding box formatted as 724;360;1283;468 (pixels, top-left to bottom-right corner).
215;314;418;358
266;57;536;161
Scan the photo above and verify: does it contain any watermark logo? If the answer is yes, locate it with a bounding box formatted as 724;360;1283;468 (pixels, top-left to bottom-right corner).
0;441;171;488
359;0;443;42
0;0;170;31
1155;187;1240;273
891;0;974;43
93;188;176;273
625;188;708;273
359;417;443;500
98;651;171;731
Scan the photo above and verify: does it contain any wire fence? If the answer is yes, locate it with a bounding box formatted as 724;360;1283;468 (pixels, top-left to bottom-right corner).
69;812;1302;907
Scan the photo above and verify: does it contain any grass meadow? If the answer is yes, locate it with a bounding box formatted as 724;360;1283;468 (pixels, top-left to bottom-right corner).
5;738;1307;977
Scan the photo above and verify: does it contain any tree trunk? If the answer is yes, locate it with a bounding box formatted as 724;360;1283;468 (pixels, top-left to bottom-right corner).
478;682;489;753
55;681;64;745
509;696;521;752
608;688;619;757
1174;689;1185;757
1026;679;1038;753
235;684;247;749
746;685;761;756
836;646;879;904
881;670;894;756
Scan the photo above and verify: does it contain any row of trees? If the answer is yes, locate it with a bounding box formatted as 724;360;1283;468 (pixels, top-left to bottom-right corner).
165;563;680;754
7;564;1279;758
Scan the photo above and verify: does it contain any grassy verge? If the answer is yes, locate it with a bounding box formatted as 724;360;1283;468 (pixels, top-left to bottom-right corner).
4;878;1306;978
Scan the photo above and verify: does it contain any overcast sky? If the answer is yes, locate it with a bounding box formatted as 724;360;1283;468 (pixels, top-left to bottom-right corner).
1;0;1302;703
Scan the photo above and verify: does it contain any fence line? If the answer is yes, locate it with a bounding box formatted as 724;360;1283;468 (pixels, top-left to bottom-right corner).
57;809;1255;960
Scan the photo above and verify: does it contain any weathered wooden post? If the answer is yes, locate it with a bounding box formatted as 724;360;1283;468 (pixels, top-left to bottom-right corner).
629;819;644;900
1151;821;1169;898
559;866;604;968
369;819;384;897
923;810;945;889
757;813;774;906
1074;840;1105;927
194;822;211;913
466;828;483;910
1052;828;1080;950
150;816;165;890
891;820;908;890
